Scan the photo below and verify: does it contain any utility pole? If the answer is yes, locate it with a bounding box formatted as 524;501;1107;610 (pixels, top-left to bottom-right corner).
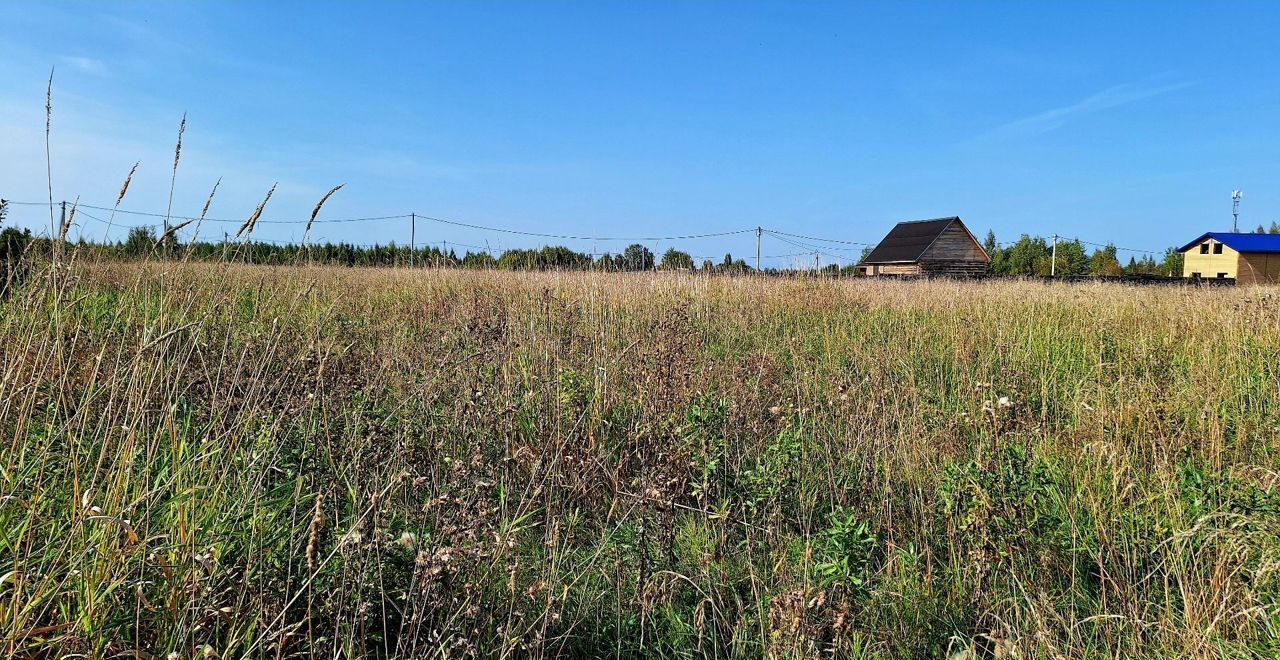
755;226;762;273
410;212;416;268
1051;234;1058;277
814;251;820;274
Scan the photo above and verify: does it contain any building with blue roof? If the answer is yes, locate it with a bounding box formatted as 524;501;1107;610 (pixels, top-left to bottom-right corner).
1179;232;1280;284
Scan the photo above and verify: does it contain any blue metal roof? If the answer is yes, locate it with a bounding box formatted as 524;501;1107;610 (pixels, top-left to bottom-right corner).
1179;232;1280;253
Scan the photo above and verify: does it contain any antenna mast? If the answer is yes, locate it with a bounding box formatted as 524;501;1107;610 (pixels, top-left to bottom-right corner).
1232;189;1242;232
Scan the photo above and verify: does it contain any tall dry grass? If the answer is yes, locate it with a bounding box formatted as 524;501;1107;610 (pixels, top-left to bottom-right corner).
1;261;1277;658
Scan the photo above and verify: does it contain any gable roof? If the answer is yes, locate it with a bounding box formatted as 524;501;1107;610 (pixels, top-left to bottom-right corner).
860;216;986;264
1179;232;1280;254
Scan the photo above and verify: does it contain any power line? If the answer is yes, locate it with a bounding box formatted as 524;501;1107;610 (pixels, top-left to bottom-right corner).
765;228;873;246
71;209;483;250
428;240;487;252
412;212;754;242
764;251;820;259
693;251;821;262
991;237;1163;255
73;203;409;225
5;199;409;225
765;232;844;261
9;197;883;267
763;230;865;252
6;200;63;207
7;198;756;240
1072;238;1162;255
6;197;1176;255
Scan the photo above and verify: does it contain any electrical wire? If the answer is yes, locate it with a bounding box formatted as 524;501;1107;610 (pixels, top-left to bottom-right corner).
764;228;874;246
765;232;845;262
1073;238;1162;254
70;209;473;250
79;203;409;225
4;199;409;225
763;230;866;253
412;213;754;242
4;198;1174;255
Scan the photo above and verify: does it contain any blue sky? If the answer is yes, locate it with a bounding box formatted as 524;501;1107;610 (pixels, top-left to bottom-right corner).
2;2;1278;266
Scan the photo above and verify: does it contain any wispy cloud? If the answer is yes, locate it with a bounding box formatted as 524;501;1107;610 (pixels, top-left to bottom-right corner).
979;81;1195;141
59;55;107;76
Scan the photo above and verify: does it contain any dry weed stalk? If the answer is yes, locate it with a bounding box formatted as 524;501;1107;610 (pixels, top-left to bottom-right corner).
184;176;221;255
156;218;194;248
58;196;78;243
164;113;186;234
307;491;325;573
303;184;344;244
44;67;55;242
104;161;140;239
235;183;277;240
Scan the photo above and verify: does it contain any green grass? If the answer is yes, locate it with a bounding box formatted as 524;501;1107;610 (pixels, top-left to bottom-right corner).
2;261;1278;658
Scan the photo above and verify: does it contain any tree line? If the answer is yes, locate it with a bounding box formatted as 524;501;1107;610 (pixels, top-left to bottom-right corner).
975;231;1182;277
0;222;764;273
6;200;1274;278
0;223;1216;278
976;224;1278;278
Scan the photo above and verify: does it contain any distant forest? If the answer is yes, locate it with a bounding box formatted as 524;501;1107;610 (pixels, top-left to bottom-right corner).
981;224;1277;278
5;200;1277;276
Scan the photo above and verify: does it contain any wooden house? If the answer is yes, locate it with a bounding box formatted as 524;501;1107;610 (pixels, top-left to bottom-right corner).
1179;232;1280;284
857;217;990;277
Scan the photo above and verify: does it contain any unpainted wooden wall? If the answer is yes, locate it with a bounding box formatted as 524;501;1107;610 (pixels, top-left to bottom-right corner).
1236;252;1280;285
921;224;988;262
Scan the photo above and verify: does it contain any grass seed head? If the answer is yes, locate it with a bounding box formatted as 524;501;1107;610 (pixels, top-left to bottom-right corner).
235;183;277;239
117;161;139;207
306;183;344;235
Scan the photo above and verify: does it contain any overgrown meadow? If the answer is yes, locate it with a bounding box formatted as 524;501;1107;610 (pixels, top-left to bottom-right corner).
2;261;1278;658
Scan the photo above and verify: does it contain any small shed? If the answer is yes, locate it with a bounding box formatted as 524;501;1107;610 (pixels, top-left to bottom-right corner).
858;216;989;277
1179;232;1280;285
